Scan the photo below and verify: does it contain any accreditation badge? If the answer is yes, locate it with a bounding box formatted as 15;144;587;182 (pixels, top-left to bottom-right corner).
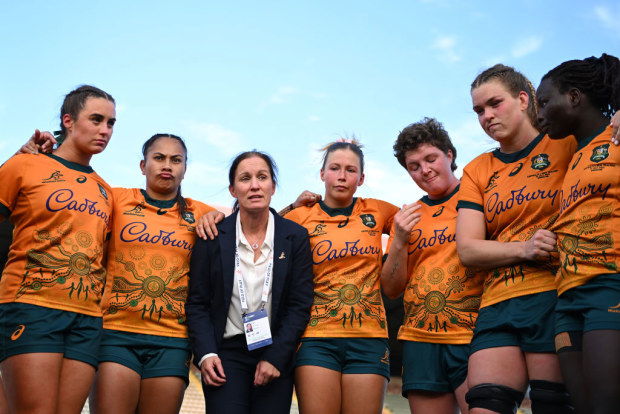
243;308;272;351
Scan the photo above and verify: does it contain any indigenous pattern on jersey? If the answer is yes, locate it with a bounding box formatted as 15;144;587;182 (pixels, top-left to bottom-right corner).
457;134;576;308
286;198;398;338
101;188;214;338
387;186;484;344
0;153;112;316
553;125;620;295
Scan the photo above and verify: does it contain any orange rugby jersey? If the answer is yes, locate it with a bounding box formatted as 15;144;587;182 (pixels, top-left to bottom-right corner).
554;125;620;295
286;198;398;338
101;188;215;338
457;134;576;308
387;186;484;344
0;153;113;316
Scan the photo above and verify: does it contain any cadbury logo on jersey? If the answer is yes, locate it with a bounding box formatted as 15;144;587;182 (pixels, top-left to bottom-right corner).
591;144;610;163
530;153;550;171
46;189;110;226
312;239;381;264
41;170;65;183
120;221;193;252
360;214;376;228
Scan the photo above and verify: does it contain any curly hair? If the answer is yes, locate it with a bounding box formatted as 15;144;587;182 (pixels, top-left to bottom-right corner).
393;117;457;171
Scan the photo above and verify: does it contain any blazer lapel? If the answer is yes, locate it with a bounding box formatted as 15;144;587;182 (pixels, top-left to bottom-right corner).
219;213;237;313
271;216;292;317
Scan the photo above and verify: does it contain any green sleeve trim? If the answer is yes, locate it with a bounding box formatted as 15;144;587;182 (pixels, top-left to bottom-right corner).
0;203;10;218
456;200;483;212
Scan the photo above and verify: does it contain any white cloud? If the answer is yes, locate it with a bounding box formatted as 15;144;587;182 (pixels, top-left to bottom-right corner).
359;159;425;206
308;115;320;122
594;5;620;36
449;118;497;174
511;36;543;58
432;35;461;63
257;86;301;112
482;55;507;68
184;122;245;158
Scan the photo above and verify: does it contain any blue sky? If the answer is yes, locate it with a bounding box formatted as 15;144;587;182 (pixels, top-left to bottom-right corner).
1;1;618;210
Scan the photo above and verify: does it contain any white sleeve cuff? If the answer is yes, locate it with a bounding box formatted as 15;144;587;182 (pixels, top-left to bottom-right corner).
198;353;218;368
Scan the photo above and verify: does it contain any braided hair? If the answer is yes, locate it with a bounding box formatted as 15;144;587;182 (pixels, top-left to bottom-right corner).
142;134;188;220
541;53;620;119
471;64;540;131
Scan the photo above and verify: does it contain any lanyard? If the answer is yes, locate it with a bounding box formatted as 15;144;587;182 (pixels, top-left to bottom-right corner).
234;242;274;314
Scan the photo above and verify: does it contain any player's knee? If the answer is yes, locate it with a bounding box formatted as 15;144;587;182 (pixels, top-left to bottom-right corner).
465;383;524;414
529;380;574;414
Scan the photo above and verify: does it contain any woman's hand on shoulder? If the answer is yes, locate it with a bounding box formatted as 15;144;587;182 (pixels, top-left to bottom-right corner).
15;130;56;155
195;210;225;240
200;355;227;386
254;360;280;386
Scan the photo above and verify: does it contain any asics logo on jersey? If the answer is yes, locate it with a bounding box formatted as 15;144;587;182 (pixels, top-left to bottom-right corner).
42;171;65;183
484;171;500;193
338;218;349;228
309;223;327;237
530;153;550;171
11;325;25;340
76;175;87;183
571;152;583;170
591;144;610;163
432;206;444;217
157;209;167;215
509;162;524;176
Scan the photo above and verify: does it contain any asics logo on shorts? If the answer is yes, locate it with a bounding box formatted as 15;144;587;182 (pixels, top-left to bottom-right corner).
11;324;25;340
608;302;620;314
380;349;390;365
